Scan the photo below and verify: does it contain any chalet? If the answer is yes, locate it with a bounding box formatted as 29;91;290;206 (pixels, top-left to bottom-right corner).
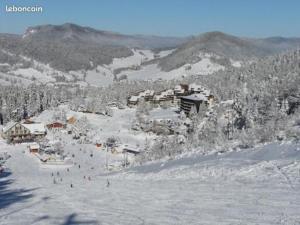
123;146;140;155
29;143;40;153
46;121;66;129
2;122;46;143
111;144;140;155
127;96;139;106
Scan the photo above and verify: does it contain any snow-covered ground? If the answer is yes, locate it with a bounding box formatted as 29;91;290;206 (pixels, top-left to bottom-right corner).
10;68;56;83
83;66;114;87
34;106;149;148
117;58;225;82
0;49;234;87
108;49;155;70
1;139;300;225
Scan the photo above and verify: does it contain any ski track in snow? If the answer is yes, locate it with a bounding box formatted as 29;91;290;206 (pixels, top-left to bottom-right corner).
1;139;300;225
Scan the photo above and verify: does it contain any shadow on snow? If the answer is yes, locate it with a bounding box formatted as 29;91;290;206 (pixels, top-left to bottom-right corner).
0;170;35;211
61;213;99;225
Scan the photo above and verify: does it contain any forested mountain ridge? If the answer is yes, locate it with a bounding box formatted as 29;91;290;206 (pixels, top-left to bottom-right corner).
1;24;300;74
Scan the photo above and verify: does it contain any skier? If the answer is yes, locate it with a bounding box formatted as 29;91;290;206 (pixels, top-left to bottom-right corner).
51;172;54;177
106;179;110;187
70;183;73;188
57;171;60;176
78;164;81;169
67;168;69;172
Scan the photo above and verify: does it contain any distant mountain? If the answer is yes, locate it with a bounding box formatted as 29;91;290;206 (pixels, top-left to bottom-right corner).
1;24;300;74
0;23;188;71
22;23;188;49
158;31;300;71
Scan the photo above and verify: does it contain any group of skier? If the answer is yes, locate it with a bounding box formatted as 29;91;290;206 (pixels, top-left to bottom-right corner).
50;161;111;188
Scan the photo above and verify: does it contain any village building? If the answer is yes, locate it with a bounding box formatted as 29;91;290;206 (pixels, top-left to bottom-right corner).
46;121;66;129
142;90;155;101
174;84;189;96
180;84;215;115
122;145;141;155
2;122;46;143
153;89;174;104
127;96;139;106
127;89;155;106
126;83;214;110
180;92;214;115
28;143;40;153
188;83;205;94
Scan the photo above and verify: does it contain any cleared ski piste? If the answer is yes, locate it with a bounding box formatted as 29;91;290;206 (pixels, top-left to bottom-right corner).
1;138;300;225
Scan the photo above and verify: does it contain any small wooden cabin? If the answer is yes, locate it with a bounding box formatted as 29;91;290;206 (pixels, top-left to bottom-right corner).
29;143;40;153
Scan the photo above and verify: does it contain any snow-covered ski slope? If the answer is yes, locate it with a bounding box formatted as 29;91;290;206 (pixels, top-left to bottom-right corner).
1;140;300;225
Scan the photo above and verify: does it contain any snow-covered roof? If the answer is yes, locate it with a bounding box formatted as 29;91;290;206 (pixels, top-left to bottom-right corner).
153;94;164;100
174;85;185;93
144;90;155;96
202;89;211;96
221;100;234;105
121;144;141;154
29;143;40;149
129;96;139;102
22;123;46;135
138;92;146;97
2;122;17;133
188;83;203;91
181;94;208;101
163;89;174;95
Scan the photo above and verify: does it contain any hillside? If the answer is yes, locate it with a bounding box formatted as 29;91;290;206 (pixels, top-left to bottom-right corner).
158;31;300;71
0;23;187;72
1;24;300;86
1;139;300;224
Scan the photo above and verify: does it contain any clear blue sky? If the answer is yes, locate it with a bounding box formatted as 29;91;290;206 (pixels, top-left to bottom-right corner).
0;0;300;37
